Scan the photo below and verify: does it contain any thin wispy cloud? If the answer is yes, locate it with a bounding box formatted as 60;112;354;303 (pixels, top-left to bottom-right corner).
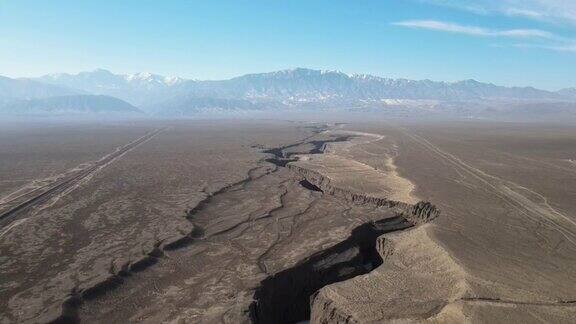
420;0;576;25
512;43;576;53
394;19;576;55
393;20;556;39
504;8;545;20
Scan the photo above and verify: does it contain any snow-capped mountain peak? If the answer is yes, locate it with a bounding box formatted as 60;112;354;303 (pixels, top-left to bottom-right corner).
125;72;154;81
30;67;574;110
124;72;184;86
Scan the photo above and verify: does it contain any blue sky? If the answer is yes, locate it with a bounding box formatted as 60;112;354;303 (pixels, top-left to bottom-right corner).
0;0;574;89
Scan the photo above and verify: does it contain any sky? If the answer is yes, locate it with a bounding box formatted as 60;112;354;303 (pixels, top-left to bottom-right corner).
0;0;575;90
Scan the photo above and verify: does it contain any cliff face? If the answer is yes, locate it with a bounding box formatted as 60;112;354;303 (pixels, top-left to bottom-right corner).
249;162;441;324
288;163;439;224
309;225;469;324
250;216;414;324
293;125;576;324
290;156;464;324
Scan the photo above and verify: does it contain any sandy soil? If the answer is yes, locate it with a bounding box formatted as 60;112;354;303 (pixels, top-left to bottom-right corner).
311;120;576;323
2;118;575;323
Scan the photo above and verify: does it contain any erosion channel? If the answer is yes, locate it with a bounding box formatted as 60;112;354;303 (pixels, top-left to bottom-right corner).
62;124;439;324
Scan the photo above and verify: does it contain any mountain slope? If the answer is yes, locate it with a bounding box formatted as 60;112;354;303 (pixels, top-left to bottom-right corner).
0;95;143;116
30;68;576;117
165;68;564;103
38;69;185;107
38;68;571;104
558;88;576;99
0;76;80;100
151;96;279;116
152;69;570;115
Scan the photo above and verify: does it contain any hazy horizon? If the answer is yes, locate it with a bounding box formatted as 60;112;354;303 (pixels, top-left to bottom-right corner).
1;67;573;92
1;1;575;90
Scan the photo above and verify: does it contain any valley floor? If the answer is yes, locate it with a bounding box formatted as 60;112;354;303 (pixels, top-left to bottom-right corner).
0;119;575;323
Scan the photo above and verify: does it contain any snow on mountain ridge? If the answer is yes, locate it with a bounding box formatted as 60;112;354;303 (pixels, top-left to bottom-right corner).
41;69;185;87
124;71;185;86
31;68;575;110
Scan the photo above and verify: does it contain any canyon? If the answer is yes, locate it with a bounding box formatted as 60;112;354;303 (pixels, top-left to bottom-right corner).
0;119;575;323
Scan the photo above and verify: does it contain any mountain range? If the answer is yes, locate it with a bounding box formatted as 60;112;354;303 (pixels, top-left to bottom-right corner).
0;75;80;100
0;95;141;116
1;68;575;118
38;69;185;107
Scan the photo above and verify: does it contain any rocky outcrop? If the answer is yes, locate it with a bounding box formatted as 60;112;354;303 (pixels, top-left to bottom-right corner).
288;164;439;224
310;294;358;324
408;201;440;224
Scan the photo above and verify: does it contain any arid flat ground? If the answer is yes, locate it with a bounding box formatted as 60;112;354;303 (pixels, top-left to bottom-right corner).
0;120;308;322
0;123;152;198
1;119;575;323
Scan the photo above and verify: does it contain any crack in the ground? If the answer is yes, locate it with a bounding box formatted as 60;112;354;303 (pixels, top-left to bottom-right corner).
250;216;416;324
50;124;330;323
51;124;442;324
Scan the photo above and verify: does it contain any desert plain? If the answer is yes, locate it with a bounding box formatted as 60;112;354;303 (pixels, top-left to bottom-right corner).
0;118;575;323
